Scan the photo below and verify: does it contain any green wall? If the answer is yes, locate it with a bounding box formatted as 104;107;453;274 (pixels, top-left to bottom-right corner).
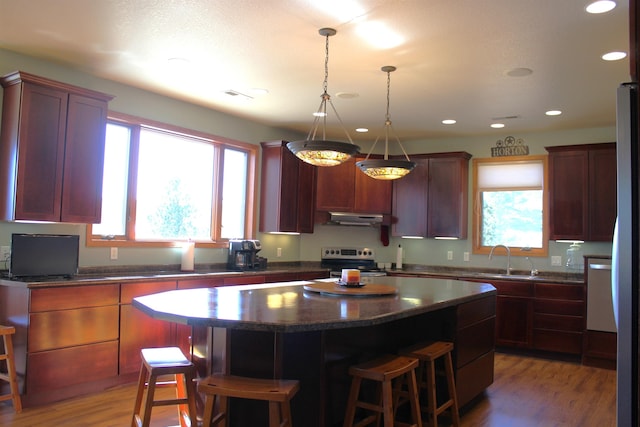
0;48;614;272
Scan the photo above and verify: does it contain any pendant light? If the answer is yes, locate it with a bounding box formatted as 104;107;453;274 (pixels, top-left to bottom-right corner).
356;66;415;180
287;28;360;167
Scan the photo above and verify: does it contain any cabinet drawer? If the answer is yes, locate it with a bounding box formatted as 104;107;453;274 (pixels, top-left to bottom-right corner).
30;284;119;312
492;280;533;297
533;299;583;316
298;271;330;281
535;283;584;300
224;275;266;285
29;305;119;352
533;329;582;354
27;340;118;392
456;317;495;367
178;277;224;289
534;313;584;332
121;280;176;303
457;296;496;329
455;350;494;407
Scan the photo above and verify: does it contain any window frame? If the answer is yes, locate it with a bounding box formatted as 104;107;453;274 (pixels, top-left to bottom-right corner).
86;111;258;249
472;155;549;257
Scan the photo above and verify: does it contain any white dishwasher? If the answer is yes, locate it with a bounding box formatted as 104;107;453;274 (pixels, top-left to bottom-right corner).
586;257;617;333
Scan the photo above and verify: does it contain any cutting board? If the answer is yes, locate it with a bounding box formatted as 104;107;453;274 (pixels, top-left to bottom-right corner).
303;281;397;296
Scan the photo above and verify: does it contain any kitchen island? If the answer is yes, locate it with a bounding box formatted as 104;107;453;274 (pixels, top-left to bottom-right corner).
134;276;496;426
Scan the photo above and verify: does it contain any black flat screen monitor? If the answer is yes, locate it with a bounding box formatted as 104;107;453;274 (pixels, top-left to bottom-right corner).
9;234;79;279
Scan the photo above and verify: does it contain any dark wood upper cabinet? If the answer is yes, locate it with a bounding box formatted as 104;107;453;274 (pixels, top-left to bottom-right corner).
315;155;392;214
392;152;471;238
0;71;113;223
259;140;316;233
546;143;616;241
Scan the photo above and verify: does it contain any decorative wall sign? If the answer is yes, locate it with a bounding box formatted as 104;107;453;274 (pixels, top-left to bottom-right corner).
491;136;529;157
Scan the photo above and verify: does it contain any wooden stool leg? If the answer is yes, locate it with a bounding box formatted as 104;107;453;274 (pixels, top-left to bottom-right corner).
202;393;215;427
281;400;293;427
381;380;395;426
268;401;281;427
131;365;148;427
343;376;362;427
426;361;437;427
176;371;198;427
2;332;21;413
141;373;158;427
444;353;460;427
406;370;422;427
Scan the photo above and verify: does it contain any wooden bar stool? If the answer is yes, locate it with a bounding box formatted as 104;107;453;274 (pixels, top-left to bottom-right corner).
0;325;21;413
131;347;198;427
399;342;460;427
343;354;422;427
198;373;300;427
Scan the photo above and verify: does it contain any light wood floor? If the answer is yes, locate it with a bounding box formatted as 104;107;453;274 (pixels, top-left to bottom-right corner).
0;352;616;426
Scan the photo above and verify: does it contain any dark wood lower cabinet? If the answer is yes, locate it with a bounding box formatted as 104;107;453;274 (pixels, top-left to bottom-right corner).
0;270;330;407
466;278;585;356
218;294;496;426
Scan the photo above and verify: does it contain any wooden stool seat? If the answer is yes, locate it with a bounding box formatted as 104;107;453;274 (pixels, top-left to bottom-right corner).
0;325;21;413
400;341;460;427
343;354;422;427
198;373;300;427
131;347;197;427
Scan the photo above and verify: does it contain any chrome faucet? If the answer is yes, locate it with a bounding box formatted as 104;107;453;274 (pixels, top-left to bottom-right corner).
526;257;539;276
489;244;511;275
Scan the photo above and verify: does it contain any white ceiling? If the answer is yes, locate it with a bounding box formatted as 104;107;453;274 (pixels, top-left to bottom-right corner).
0;0;631;142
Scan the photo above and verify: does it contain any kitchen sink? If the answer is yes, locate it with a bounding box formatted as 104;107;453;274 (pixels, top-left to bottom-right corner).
462;272;542;281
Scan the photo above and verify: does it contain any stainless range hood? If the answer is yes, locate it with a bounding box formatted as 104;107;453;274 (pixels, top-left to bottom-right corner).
328;212;383;226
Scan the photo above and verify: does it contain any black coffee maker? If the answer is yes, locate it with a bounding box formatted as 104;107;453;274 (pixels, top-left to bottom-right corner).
227;240;266;271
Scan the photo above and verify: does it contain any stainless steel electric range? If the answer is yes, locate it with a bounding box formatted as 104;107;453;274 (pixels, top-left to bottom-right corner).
320;247;387;278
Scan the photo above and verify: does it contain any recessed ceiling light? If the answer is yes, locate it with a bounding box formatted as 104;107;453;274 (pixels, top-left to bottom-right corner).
222;89;253;101
250;88;269;96
491;123;505;129
312;112;327;117
586;1;616;14
355;128;369;133
546;110;562;116
602;51;627;61
506;67;533;77
336;92;359;99
442;119;457;125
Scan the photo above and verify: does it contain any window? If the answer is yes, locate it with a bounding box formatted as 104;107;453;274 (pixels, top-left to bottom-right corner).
472;155;548;256
88;112;257;248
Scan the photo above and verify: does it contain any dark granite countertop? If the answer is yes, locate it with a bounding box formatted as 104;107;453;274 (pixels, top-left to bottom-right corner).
132;276;496;333
388;264;584;285
0;262;329;288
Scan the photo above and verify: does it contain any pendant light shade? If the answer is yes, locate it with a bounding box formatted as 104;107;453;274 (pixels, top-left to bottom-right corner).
287;28;360;166
356;66;415;180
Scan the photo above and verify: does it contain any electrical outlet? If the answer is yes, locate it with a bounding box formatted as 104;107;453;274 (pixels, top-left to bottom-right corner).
463;252;470;262
0;246;10;261
110;247;118;260
447;251;453;261
277;247;282;257
551;255;562;266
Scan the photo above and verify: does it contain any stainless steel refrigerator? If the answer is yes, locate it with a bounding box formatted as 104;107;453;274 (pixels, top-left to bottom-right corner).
615;82;640;425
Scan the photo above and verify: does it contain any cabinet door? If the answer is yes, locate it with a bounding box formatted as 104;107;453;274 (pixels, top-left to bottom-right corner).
427;155;469;238
354;157;392;214
492;280;533;348
392;157;428;236
119;281;176;375
316;157;355;211
297;158;316;232
588;146;616;241
548;149;589;240
60;94;109;223
14;83;67;221
259;141;316;233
